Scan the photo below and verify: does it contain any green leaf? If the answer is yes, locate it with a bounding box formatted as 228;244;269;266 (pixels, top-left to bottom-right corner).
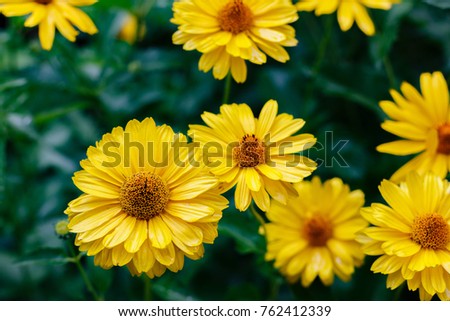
423;0;450;9
152;283;198;301
0;78;27;91
33;102;89;125
16;248;75;266
94;0;132;10
218;211;266;255
370;2;415;63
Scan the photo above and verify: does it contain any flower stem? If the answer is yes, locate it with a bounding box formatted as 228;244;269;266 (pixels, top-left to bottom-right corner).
249;202;267;236
134;0;156;44
143;275;153;301
0;136;5;206
383;56;397;89
393;282;406;301
304;15;334;103
312;15;334;76
67;242;102;300
222;72;233;105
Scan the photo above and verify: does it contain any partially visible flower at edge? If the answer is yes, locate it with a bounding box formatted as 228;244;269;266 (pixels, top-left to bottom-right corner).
0;0;98;50
264;177;367;287
117;11;146;45
376;71;450;182
357;171;450;300
296;0;400;36
171;0;299;83
65;118;228;278
188;99;317;212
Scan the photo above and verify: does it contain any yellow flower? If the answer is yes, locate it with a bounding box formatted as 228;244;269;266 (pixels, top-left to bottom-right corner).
377;72;450;182
265;177;367;286
171;0;299;83
65;118;228;278
0;0;98;50
358;172;450;300
117;12;146;45
296;0;399;36
188;99;317;212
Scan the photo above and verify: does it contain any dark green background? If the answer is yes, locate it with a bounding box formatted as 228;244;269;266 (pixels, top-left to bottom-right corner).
0;0;449;300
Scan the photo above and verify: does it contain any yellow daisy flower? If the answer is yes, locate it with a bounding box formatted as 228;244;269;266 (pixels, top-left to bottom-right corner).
377;72;450;182
265;177;367;286
65;118;228;278
296;0;399;36
188;99;317;212
171;0;299;83
0;0;98;50
358;172;450;300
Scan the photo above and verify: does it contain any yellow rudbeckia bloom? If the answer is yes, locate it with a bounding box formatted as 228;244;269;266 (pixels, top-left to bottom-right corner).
265;177;367;286
358;172;450;300
171;0;299;83
377;72;450;182
66;118;228;278
0;0;98;50
296;0;400;36
188;99;317;212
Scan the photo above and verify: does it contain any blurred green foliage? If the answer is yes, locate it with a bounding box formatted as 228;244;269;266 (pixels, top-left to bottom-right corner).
0;0;449;300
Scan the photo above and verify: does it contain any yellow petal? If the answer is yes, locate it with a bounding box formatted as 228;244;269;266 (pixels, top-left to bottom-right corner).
255;99;278;138
77;213;126;243
24;5;47;27
212;48;231;80
53;9;78;42
316;0;339;15
165;201;215;222
251;187;270;212
68;205;122;233
73;171;119;199
153;243;176;266
103;216;136;248
59;3;98;34
337;2;354;32
235;171;252;211
39;13;56;50
376;140;426;156
353;3;375;36
237;103;256;134
230;56;247;83
169;176;218;200
250;27;286;42
161;214;203;247
132;241;156;273
124;219;148;253
111;244;133;266
148;216;172;249
0;3;37;16
379;179;416;222
244;167;262;191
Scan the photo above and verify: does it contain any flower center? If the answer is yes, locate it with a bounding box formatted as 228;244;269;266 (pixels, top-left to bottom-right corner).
303;215;332;247
35;0;52;4
233;134;265;168
119;172;169;220
437;124;450;154
411;213;449;250
218;0;253;34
